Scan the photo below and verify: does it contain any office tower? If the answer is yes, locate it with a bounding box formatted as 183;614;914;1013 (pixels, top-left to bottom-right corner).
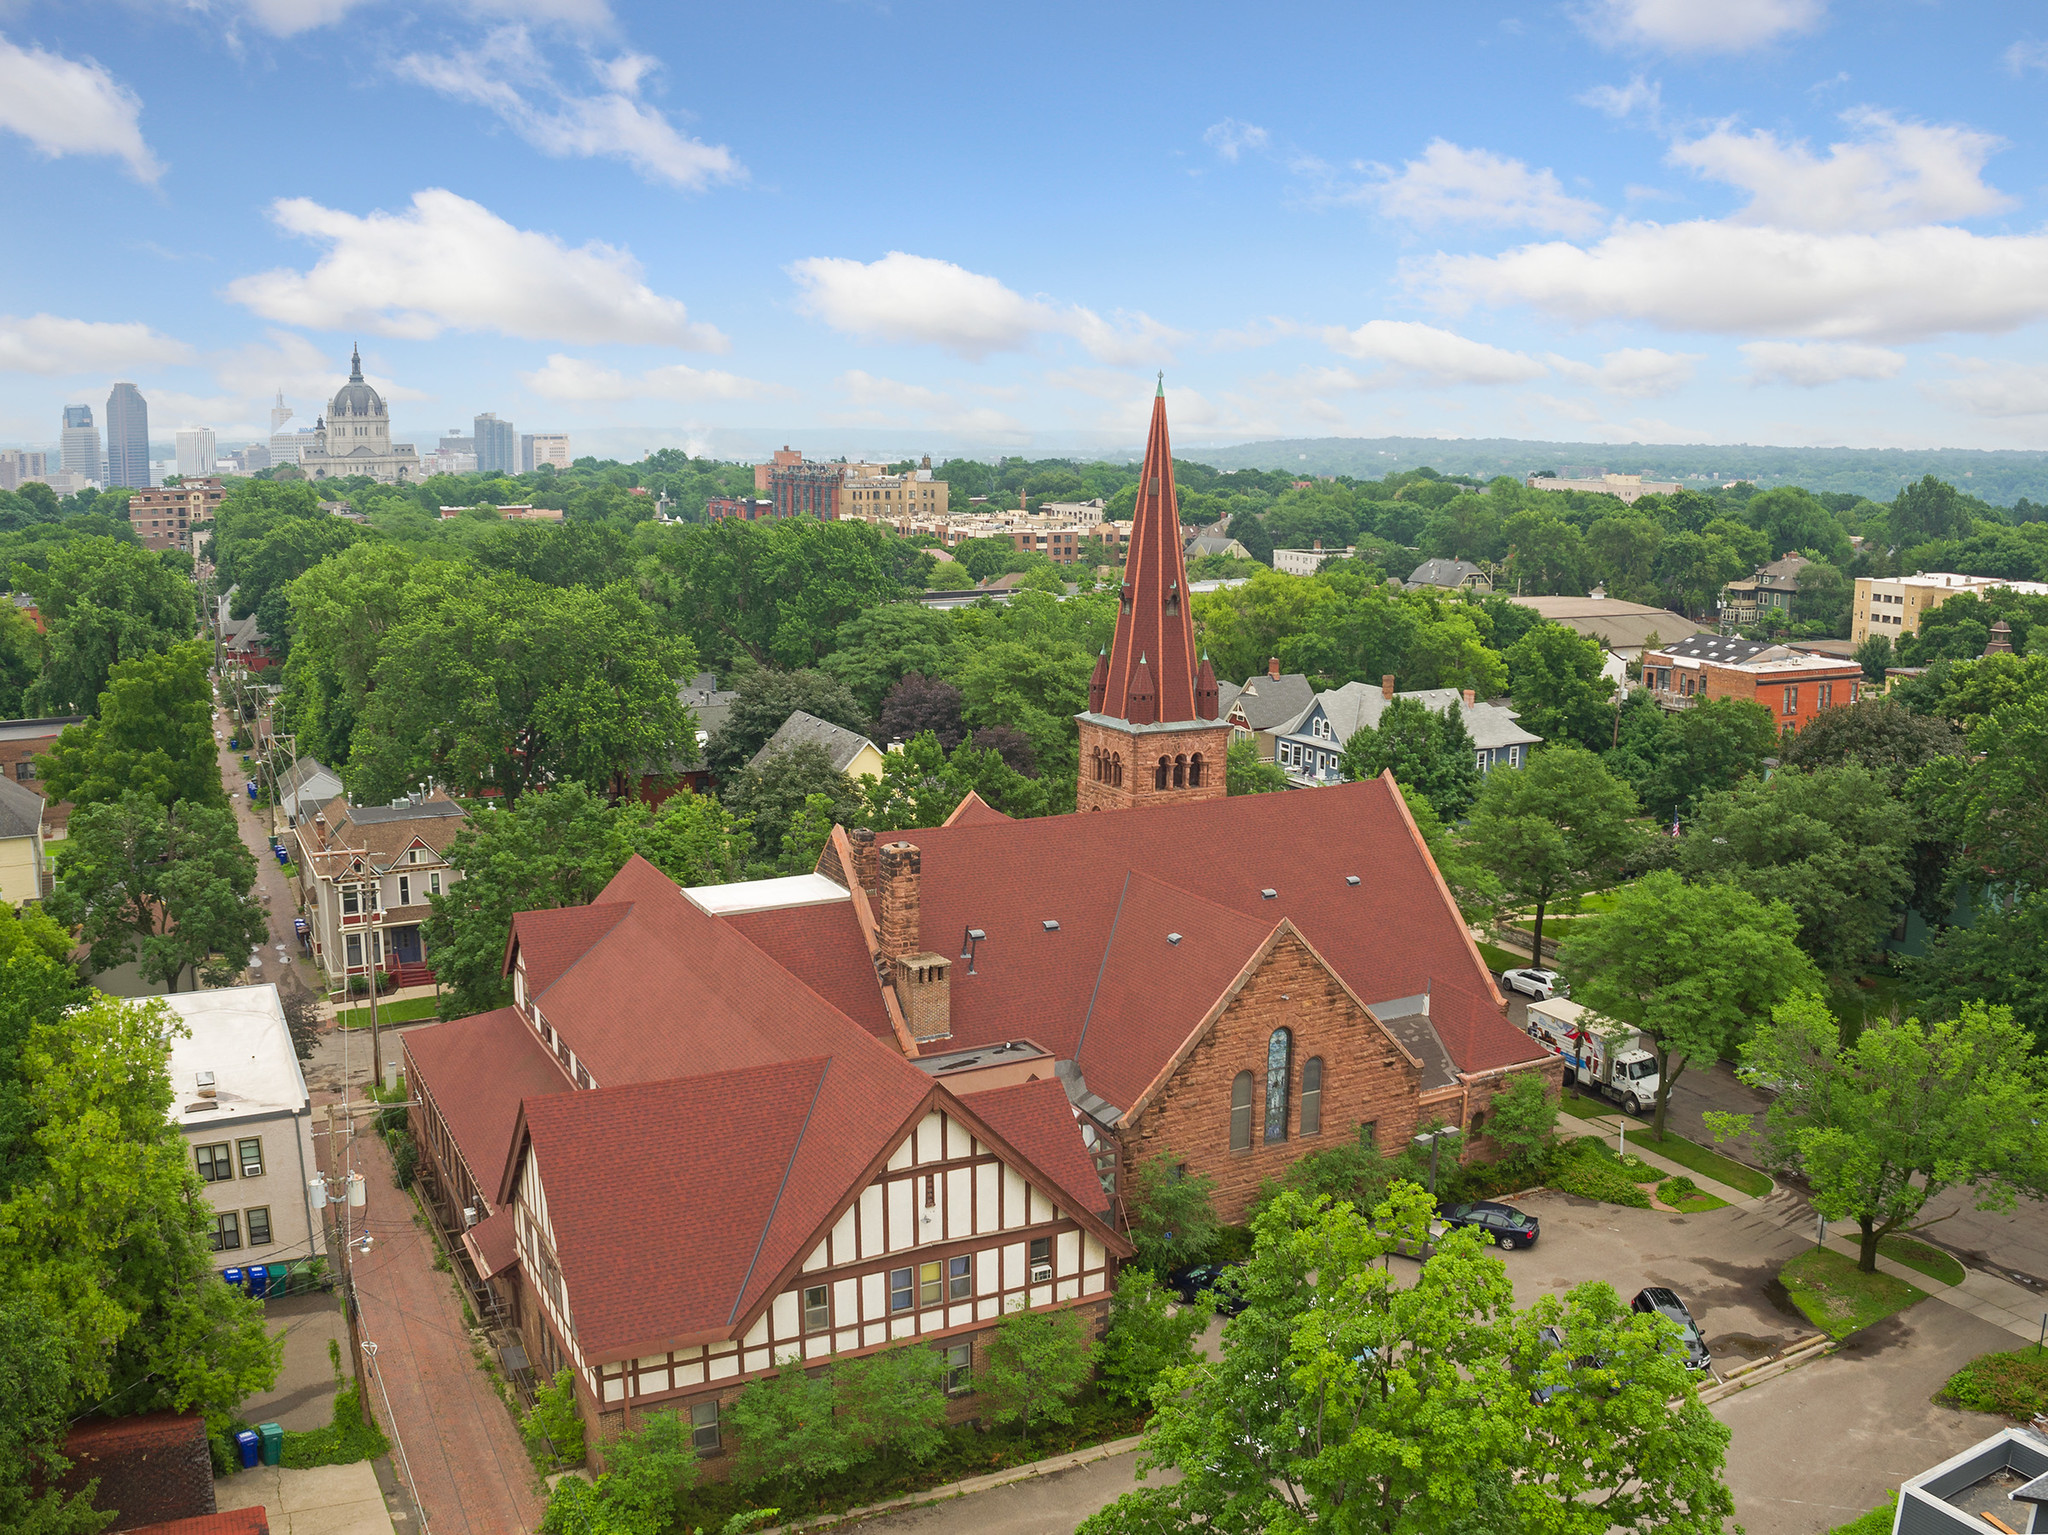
474;413;516;475
105;382;150;488
0;450;47;491
521;432;571;473
175;427;217;478
60;405;101;479
268;391;299;464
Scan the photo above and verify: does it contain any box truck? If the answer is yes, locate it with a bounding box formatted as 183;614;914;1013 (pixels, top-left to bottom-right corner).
1524;996;1660;1115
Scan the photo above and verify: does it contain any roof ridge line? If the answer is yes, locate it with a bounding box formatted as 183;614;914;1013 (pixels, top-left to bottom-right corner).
729;1057;830;1327
1072;870;1132;1067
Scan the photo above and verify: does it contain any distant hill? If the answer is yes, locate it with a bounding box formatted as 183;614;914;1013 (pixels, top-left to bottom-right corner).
1186;436;2048;506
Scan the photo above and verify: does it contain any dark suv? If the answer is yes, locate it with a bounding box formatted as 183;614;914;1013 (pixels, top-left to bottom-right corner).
1631;1286;1712;1372
1438;1201;1540;1250
1165;1262;1247;1315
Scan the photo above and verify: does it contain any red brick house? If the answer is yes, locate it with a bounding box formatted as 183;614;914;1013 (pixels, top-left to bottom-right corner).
1641;633;1864;732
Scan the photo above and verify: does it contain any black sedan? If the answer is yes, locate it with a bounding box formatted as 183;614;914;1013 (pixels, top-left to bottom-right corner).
1164;1261;1247;1314
1631;1286;1713;1372
1438;1201;1541;1250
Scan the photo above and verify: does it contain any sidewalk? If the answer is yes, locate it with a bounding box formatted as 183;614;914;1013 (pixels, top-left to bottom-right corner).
215;1462;395;1535
1579;1115;2048;1345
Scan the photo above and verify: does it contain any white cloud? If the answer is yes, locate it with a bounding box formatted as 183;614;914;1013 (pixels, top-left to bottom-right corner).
1323;320;1548;386
1932;357;2048;419
1577;0;1825;54
1351;140;1605;235
1579;74;1663;123
0;35;162;182
0;314;191;375
1669;109;2012;231
1425;221;2048;343
788;252;1181;365
185;0;613;39
1545;346;1702;397
395;28;737;191
831;371;1027;438
226;189;724;348
2003;39;2048;74
1202;118;1271;163
520;353;779;402
1740;340;1904;386
211;330;427;404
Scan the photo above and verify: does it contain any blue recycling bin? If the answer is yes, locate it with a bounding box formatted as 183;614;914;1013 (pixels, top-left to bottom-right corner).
235;1429;260;1470
246;782;257;801
246;1266;267;1298
223;1267;243;1288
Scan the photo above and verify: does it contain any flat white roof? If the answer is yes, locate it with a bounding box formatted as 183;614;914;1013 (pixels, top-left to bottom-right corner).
682;872;851;916
160;984;310;1127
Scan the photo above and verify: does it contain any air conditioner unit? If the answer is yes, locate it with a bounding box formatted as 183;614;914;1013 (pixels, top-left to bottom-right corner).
463;1206;480;1228
1030;1264;1052;1284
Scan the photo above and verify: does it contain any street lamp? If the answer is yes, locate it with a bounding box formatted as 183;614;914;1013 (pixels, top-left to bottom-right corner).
1412;1125;1460;1197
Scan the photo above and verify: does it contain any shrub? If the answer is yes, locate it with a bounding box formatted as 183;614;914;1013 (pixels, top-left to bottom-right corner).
1940;1348;2048;1418
1097;1268;1206;1409
1249;1123;1391;1225
1657;1175;1700;1204
542;1409;699;1535
979;1304;1095;1437
347;975;370;997
279;1382;391;1468
1549;1140;1652;1208
523;1368;587;1467
728;1362;855;1490
1484;1071;1560;1170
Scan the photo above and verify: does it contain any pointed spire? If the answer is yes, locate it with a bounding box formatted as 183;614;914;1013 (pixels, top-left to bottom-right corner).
349;343;363;382
1097;385;1199;723
1088;647;1109;714
1156;370;1164;398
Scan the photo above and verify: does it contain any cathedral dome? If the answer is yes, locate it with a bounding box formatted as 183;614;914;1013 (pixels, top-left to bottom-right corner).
329;346;384;418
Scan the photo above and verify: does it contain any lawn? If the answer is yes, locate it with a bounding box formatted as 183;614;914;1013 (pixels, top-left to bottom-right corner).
1940;1346;2048;1417
1476;940;1529;974
1878;1235;1966;1287
335;996;441;1029
1828;1494;1897;1535
1558;1091;1609;1122
1655;1176;1729;1214
1640;1130;1774;1199
1779;1246;1927;1339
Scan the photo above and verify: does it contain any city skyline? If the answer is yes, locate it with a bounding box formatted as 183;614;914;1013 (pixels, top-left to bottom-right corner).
3;3;2048;457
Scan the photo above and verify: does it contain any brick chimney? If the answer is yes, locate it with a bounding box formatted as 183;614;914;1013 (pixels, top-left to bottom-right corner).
1381;674;1396;700
878;841;921;961
313;813;328;850
848;826;880;895
1267;656;1280;680
1463;689;1475;706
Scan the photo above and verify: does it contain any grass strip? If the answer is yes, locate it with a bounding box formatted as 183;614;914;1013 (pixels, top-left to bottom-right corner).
280;1381;390;1468
1641;1130;1774;1198
1779;1247;1926;1340
1828;1494;1897;1535
1876;1234;1965;1286
335;995;441;1029
1939;1346;2048;1417
1557;1092;1609;1122
1476;941;1530;974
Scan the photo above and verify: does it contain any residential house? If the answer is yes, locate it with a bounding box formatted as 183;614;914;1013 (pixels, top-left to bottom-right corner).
750;710;887;781
215;587;276;672
0;776;45;903
1718;554;1811;630
161;985;325;1277
1640;633;1864;731
1889;1424;2047;1533
1186;532;1253;560
1273;675;1541;785
638;672;741;807
1406;558;1492;593
276;757;344;828
1852;570;2048;646
1273;542;1354;576
0;715;82;837
291;793;467;994
1217;660;1316;764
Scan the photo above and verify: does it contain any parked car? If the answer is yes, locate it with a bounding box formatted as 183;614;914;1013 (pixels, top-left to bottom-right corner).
1165;1261;1247;1314
1500;967;1569;1000
1528;1325;1623;1405
1438;1201;1541;1250
1631;1286;1713;1372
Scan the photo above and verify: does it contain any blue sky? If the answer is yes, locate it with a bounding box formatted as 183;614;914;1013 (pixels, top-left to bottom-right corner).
3;0;2048;460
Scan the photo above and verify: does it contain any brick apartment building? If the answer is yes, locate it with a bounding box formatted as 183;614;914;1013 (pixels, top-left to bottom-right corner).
707;495;779;521
1851;570;2048;646
1641;633;1864;731
126;477;227;555
0;714;83;834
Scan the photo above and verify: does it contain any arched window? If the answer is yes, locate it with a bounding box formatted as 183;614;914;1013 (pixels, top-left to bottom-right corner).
1188;752;1204;787
1173;754;1186;788
1229;1071;1254;1151
1112;753;1123;787
1155;757;1170;790
1264;1028;1291;1143
1299;1057;1323;1136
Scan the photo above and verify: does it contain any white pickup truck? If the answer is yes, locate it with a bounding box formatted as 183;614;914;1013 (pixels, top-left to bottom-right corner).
1525;996;1661;1115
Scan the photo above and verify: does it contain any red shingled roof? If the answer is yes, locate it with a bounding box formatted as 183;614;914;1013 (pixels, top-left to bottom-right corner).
512;903;631;1001
965;1076;1110;1220
942;790;1010;828
463;1206;518;1280
725;901;893;1041
403;1008;571;1192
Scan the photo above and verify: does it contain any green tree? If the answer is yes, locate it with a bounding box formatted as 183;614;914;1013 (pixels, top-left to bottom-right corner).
1127;1151;1222;1272
703;668;872;777
1467;746;1640;962
1854;632;1894;684
540;1408;699;1535
1482;1070;1559;1173
979;1303;1095;1438
1560;869;1819;1140
521;1368;587;1465
1777;695;1960;790
728;1361;854;1490
1717;995;2048;1272
38;640;224;811
1950;695;2048;893
1912;892;2048;1054
1505;623;1615;750
630;790;754;885
1500;508;1591;595
1889;474;1979;551
0;1295;113;1535
1097;1268;1208;1409
1226;736;1289;795
1677;765;1915;977
45;794;268;992
1078;1184;1735;1535
721;745;861;875
1633;696;1782;822
0;602;38;720
20;537;197;715
1339;697;1481;821
829;1343;951;1463
1746;486;1850;563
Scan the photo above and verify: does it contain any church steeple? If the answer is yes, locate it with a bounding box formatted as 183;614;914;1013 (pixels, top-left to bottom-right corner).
1100;383;1205;724
349;344;363;382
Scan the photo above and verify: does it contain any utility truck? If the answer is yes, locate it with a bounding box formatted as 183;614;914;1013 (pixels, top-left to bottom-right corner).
1524;996;1660;1115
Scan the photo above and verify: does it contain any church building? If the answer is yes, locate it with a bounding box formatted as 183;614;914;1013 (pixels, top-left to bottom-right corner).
296;347;422;484
395;385;1554;1468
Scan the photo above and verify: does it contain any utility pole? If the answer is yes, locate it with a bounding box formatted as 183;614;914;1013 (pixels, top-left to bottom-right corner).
322;1102;371;1402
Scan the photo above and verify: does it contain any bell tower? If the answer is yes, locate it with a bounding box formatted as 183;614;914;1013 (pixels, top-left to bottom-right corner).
1076;379;1228;812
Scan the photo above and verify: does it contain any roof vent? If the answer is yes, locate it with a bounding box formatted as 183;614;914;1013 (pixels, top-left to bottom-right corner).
1345;875;1361;886
960;927;986;974
1042;920;1059;931
195;1070;217;1099
1167;932;1182;946
185;1100;219;1113
1261;888;1277;900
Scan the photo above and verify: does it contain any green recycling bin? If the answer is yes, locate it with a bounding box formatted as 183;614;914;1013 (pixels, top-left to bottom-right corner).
258;1422;283;1466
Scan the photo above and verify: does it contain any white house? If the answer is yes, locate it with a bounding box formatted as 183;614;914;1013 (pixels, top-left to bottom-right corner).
1274;676;1542;786
161;985;326;1277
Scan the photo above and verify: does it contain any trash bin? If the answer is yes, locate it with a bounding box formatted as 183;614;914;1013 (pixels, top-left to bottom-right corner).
223;1267;243;1288
235;1430;260;1470
258;1423;283;1466
246;1266;267;1298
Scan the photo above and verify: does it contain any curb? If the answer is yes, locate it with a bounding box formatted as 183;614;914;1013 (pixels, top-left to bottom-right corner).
1696;1333;1832;1406
779;1432;1147;1532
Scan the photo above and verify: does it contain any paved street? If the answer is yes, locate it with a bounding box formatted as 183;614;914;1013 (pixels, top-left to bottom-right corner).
844;1451;1163;1535
214;704;321;997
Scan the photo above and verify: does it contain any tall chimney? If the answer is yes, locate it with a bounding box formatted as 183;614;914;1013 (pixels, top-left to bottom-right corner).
1381;674;1396;700
314;813;328;850
848;827;880;896
1463;689;1475;707
1267;656;1280;680
878;841;921;961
